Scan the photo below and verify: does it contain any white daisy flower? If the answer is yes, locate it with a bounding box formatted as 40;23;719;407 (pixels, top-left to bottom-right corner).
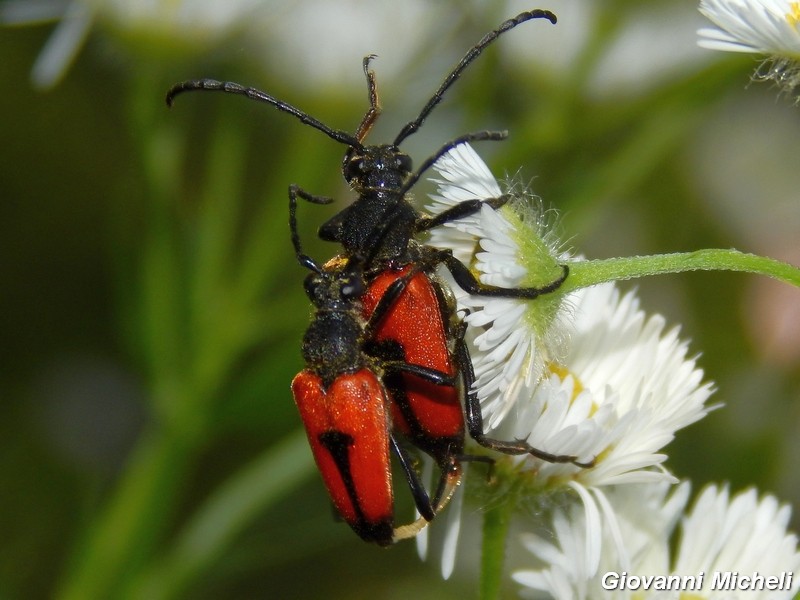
510;283;714;489
697;0;800;95
422;143;716;578
672;485;800;597
423;282;714;579
514;482;800;600
697;0;800;55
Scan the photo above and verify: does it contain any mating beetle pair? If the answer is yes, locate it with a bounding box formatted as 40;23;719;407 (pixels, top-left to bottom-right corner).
168;9;588;546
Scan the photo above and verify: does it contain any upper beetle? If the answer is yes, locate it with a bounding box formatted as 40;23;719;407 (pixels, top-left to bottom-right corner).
166;9;568;301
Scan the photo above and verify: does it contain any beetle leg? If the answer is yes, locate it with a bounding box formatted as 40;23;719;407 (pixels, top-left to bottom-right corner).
400;130;507;194
391;435;435;521
441;252;569;299
289;184;327;273
390;436;463;543
361;264;427;340
414;194;509;233
355;55;381;143
454;321;594;468
289;183;334;206
381;361;458;387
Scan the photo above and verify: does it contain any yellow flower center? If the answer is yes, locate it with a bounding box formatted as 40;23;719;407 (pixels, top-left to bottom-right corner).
547;362;603;416
787;2;800;29
546;363;583;398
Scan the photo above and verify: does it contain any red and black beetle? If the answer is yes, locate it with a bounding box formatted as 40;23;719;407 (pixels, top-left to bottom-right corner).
288;198;465;545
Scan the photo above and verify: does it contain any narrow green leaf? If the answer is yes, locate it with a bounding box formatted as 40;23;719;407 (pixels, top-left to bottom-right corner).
128;431;314;600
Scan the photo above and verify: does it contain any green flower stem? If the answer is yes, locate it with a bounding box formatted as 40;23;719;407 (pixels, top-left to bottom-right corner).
480;496;514;600
562;250;800;294
128;431;314;600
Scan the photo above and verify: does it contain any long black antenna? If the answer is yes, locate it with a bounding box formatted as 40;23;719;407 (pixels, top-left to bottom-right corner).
166;79;363;150
393;9;556;146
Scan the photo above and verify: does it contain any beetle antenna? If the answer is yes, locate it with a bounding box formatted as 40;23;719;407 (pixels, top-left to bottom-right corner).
166;79;363;150
393;9;556;146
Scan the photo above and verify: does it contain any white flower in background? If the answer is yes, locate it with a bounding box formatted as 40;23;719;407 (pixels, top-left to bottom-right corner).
1;0;267;89
514;482;800;600
697;0;800;95
422;143;715;578
2;0;440;94
1;0;93;89
698;0;800;55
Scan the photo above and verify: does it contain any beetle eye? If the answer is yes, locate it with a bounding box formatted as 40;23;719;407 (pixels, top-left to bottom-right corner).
303;273;322;302
343;155;364;182
340;274;365;299
396;153;412;173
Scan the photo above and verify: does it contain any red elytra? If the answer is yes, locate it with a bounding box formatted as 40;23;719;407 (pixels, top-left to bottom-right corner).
289;256;460;546
363;266;464;446
291;369;394;543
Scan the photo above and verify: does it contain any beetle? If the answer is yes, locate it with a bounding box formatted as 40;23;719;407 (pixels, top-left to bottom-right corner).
289;195;465;545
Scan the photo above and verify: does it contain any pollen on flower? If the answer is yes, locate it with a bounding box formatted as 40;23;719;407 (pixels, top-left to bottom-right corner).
544;362;608;425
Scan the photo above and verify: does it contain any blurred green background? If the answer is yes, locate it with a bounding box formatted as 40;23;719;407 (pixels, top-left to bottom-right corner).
1;0;799;598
